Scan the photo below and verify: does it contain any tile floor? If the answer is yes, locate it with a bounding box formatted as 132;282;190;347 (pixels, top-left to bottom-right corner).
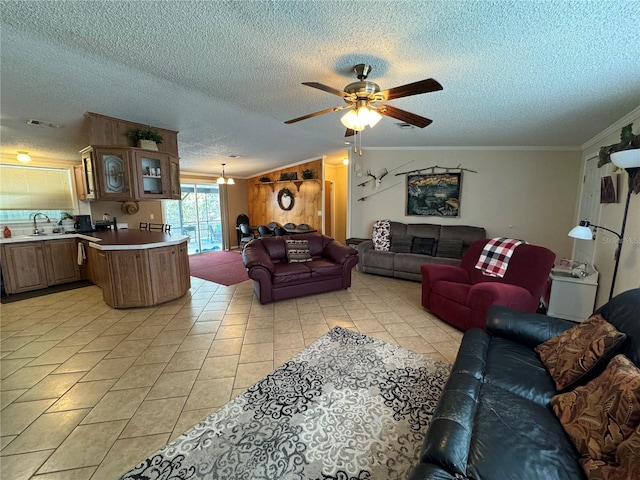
0;271;462;479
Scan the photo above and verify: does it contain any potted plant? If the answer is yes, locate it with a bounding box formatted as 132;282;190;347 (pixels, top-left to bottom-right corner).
128;127;163;151
60;212;75;232
599;123;640;194
301;168;314;179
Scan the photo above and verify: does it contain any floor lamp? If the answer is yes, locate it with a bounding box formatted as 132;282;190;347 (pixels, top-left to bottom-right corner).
568;149;640;300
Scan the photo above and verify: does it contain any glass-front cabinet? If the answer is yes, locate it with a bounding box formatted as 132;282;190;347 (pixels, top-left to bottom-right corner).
92;147;135;200
170;156;181;199
132;150;171;199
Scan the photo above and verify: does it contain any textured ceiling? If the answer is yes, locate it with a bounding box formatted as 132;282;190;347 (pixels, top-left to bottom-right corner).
1;0;639;178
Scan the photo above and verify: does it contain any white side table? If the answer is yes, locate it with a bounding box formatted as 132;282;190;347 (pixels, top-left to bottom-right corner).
547;268;599;322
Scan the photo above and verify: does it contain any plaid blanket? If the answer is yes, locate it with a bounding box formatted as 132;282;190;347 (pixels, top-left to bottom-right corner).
475;237;525;277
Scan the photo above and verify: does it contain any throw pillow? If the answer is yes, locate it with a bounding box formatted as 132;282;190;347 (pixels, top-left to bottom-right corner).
411;237;437;256
580;424;640;480
550;354;640;464
390;235;413;253
285;239;312;263
535;314;626;391
372;220;391;251
435;238;463;258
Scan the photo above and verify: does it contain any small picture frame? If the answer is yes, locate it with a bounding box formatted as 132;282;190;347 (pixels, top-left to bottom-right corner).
600;175;617;203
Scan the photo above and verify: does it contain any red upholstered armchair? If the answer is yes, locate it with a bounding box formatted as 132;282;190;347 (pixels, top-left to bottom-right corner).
421;239;555;330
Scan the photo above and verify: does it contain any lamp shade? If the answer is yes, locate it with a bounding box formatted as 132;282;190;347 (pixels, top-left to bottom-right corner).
568;224;594;240
217;176;226;184
610;149;640;168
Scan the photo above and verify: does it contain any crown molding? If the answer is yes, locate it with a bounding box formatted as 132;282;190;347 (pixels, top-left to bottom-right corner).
581;105;640;153
363;145;580;151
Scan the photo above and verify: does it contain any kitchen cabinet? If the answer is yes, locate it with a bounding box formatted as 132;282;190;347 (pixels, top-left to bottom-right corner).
1;239;80;294
79;145;180;201
105;250;152;308
1;242;48;294
177;241;191;292
43;238;81;286
148;245;181;304
132;149;172;199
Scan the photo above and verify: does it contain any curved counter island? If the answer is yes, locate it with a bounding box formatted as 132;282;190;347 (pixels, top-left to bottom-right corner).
82;230;191;309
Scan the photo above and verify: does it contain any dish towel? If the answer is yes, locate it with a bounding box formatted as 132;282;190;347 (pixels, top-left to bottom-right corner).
77;242;86;266
475;237;525;278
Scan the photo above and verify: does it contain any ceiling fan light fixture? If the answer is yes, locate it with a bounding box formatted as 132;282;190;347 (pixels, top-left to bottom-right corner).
340;109;363;131
340;105;381;131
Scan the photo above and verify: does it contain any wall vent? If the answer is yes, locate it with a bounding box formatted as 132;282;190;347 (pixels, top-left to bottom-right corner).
395;122;415;130
27;119;63;128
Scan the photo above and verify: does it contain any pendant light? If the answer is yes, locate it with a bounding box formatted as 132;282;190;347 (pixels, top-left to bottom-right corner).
217;163;235;185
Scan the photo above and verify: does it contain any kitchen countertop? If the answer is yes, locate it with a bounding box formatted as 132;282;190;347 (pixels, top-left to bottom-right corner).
0;230;189;251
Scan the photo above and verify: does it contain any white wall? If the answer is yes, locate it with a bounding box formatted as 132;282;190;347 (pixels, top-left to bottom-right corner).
581;108;640;307
349;148;582;261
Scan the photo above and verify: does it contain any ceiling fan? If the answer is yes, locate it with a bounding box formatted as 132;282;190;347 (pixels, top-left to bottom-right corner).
284;64;443;136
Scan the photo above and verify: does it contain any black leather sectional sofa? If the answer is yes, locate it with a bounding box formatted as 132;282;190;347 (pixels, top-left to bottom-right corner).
409;288;640;480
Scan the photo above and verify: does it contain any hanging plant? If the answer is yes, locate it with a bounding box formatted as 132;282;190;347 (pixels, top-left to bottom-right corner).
598;123;639;168
277;187;295;210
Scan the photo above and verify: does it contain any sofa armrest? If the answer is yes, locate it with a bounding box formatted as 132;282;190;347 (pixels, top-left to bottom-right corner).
241;242;275;273
485;305;576;348
355;239;374;256
323;239;358;265
421;264;470;284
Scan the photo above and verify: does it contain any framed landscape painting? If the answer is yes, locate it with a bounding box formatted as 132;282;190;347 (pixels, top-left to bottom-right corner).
407;172;461;217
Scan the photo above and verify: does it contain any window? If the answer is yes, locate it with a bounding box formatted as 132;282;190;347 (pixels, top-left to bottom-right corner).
0;165;74;222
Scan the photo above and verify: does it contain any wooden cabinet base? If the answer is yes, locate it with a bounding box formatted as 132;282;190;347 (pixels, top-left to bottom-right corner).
98;240;190;309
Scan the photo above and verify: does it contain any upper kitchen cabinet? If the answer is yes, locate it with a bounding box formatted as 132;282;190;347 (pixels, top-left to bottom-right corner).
78;113;181;201
87;146;136;201
132;149;174;199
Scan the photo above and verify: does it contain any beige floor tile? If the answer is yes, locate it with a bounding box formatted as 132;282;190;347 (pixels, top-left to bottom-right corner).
325;318;356;329
37;420;127;473
415;327;457;343
197;355;239;381
80;356;137;382
273;348;302;367
0;398;56;436
35;326;83;343
215;324;246;339
183;378;234;411
274;319;303;334
239;343;274;364
1;365;58;391
51;351;107;374
198;309;226;320
55;330;101;348
47;379;115;413
384;322;419;338
105;338;153;359
163;316;198;331
364;330;398;345
2;408;90;455
233;361;274;389
111;363;166;390
17;372;84;402
207;338;243;357
177;333;216;352
353;319;386;333
124;325;165;341
150;328;189;346
91;434;169;480
120;397;186;438
1;389;28;411
171;408;211;440
221;313;249;325
273;332;305;351
133;344;178;365
0;357;31;379
165;349;207;372
4;340;60;360
26;345;83;366
396;336;438;354
78;334;127;353
101;321;143;337
243;327;274;344
147;370;198;400
81;387;149;424
374;311;405;324
0;450;54;480
188;321;221;335
29;466;96;480
1;335;41;353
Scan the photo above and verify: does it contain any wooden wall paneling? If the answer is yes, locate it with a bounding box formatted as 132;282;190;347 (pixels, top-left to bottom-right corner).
247;159;323;230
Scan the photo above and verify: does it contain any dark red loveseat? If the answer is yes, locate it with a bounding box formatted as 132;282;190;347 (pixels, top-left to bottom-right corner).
242;234;359;304
421;238;555;330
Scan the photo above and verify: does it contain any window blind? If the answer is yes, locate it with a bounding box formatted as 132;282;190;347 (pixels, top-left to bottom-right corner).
0;165;74;210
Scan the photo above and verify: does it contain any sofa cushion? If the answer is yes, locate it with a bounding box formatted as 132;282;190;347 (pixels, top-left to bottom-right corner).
535;314;626;391
390;235;413;253
406;223;441;239
285;239;312;263
411;237;437;255
580;423;640;480
551;354;640;463
271;262;312;285
394;253;433;275
484;337;557;406
362;249;395;271
307;259;343;277
372;219;391;251
436;239;464;258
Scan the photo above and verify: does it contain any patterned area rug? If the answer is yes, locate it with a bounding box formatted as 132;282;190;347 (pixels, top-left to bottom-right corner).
119;327;451;480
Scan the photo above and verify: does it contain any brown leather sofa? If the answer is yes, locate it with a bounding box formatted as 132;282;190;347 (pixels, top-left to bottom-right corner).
242;234;359;304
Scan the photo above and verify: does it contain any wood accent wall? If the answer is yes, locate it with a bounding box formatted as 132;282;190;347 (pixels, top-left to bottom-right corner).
85;112;179;156
247;159;323;233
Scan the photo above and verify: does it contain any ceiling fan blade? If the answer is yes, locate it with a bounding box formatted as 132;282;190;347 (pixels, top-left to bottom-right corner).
302;82;348;98
377;104;433;128
344;128;357;137
284;106;346;124
380;78;443;101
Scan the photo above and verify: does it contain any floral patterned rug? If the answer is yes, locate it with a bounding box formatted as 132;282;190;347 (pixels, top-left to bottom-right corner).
119;327;451;480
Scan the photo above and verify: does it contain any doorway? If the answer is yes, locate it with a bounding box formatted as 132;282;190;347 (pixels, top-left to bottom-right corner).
164;183;223;254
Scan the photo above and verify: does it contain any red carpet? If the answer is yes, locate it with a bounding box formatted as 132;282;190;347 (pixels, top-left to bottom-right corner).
188;250;249;286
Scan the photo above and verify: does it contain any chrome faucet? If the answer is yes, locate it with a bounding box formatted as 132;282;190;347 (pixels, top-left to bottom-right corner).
32;213;50;235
